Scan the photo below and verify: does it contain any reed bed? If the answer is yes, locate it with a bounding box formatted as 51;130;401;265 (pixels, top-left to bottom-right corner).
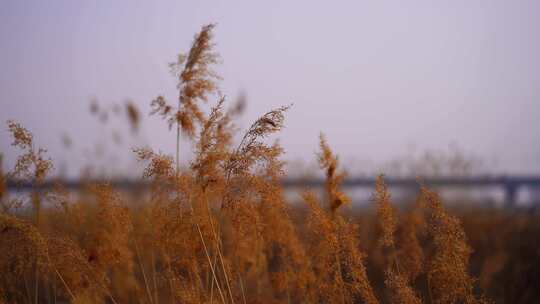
1;24;536;304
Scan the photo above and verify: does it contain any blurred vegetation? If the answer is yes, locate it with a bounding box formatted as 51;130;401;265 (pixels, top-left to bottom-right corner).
1;24;538;304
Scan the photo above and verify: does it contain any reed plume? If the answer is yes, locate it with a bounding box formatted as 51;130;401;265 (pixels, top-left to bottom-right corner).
255;141;315;302
0;213;48;303
46;236;104;303
224;105;290;183
305;136;378;304
7;120;53;225
136;146;220;303
151;23;220;173
7;120;52;184
374;175;422;304
395;203;425;283
421;186;488;304
374;175;397;248
88;184;137;302
317;133;350;214
384;270;422;304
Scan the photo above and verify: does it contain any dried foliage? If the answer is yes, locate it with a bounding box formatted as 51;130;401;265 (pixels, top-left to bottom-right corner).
422;186;488;304
7;120;52;183
384;270;422;304
375;176;422;304
7;120;53;224
318;134;350;214
0;24;502;304
125;101;140;133
225;105;290;181
374;175;397;248
303;138;378;304
151;23;219;137
0;213;49;302
396;205;425;283
47;236;104;302
151;24;221;174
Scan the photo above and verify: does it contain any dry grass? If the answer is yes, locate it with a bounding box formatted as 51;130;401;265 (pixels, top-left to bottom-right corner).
2;24;537;304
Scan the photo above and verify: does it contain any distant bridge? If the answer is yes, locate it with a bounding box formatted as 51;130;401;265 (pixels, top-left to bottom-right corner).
6;176;540;207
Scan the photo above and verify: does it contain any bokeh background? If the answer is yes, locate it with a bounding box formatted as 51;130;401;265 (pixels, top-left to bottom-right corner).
1;0;539;178
2;3;540;303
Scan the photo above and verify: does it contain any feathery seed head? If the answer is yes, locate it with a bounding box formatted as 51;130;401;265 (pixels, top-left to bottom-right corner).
7;120;33;149
317;133;350;213
374;175;397;248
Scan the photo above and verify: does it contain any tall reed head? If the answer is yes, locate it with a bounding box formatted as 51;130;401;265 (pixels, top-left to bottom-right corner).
225;105;290;179
374;175;397;248
7;120;52;183
421;186;488;304
317;133;350;214
151;23;220;138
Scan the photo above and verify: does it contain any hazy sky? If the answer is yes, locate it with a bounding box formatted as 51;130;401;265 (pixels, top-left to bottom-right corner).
1;0;539;176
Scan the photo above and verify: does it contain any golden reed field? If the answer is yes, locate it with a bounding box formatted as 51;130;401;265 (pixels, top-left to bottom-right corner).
1;24;539;304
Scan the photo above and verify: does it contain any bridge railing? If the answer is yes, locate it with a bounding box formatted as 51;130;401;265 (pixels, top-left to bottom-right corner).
6;176;540;207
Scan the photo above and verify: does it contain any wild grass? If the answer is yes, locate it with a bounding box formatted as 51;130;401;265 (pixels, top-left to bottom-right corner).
1;24;533;303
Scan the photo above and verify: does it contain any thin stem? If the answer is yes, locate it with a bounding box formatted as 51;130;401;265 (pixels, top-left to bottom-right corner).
391;243;401;276
216;230;234;303
186;185;226;303
203;192;234;304
45;253;75;302
195;222;227;304
80;261;118;304
162;254;175;301
239;274;247;304
24;274;31;304
210;252;217;304
176;121;180;175
151;250;159;304
135;240;154;304
53;268;75;301
335;253;346;304
53;274;57;304
34;264;38;304
427;275;434;304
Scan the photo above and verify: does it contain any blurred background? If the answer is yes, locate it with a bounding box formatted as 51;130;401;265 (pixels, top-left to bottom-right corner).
2;3;540;302
1;0;540;205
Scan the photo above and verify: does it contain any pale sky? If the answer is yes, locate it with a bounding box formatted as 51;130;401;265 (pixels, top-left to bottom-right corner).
1;0;539;177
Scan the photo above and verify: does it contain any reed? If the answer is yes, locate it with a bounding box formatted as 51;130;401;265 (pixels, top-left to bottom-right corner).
0;24;499;304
